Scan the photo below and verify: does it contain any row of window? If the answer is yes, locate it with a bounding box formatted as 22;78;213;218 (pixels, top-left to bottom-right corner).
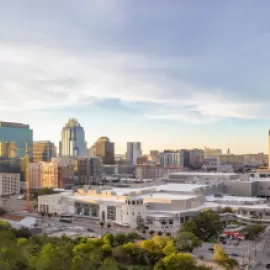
126;200;143;205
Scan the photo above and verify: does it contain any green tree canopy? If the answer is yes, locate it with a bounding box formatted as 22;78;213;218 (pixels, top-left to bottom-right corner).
175;232;202;252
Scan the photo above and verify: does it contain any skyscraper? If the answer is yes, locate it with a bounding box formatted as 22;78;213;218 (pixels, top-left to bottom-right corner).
77;157;102;185
89;137;115;164
127;142;142;165
33;141;55;162
59;119;87;157
0;121;33;158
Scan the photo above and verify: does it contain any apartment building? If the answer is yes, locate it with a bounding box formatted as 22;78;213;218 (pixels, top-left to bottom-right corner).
0;173;20;195
29;157;74;189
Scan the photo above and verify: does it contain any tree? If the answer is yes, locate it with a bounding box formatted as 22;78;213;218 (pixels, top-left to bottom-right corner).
181;211;222;241
219;207;233;213
103;233;114;245
126;232;140;242
213;244;238;270
175;232;202;252
180;220;197;235
100;243;113;257
157;231;163;236
243;224;265;240
154;253;197;270
114;233;128;246
162;240;177;256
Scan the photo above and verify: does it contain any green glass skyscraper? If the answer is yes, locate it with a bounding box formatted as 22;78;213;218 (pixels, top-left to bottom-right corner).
0;121;33;158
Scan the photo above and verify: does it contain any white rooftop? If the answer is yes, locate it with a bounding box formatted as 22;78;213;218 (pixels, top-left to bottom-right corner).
156;183;207;192
149;193;198;200
112;186;155;196
169;172;238;176
206;195;264;203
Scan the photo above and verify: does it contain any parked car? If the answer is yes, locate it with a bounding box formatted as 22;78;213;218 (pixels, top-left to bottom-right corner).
231;253;239;257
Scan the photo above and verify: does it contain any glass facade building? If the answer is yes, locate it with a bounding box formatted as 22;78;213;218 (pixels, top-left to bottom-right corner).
59;119;87;157
0;121;33;158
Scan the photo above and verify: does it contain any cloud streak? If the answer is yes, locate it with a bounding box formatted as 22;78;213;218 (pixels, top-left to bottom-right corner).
0;41;269;124
1;1;270;126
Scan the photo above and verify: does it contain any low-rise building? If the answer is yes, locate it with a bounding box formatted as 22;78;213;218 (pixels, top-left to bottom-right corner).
0;173;20;195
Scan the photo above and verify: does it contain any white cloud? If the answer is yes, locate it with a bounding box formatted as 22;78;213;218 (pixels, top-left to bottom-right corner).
0;41;268;123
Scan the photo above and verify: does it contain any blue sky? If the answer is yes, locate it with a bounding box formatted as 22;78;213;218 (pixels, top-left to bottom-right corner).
1;0;270;154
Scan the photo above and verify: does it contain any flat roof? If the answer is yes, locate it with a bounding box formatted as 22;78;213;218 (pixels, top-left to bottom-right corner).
206;195;264;202
149;193;198;200
156;183;207;192
112;186;156;196
68;195;126;203
169;172;238;176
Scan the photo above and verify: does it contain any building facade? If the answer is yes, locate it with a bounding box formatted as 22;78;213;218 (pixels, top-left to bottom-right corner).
29;157;74;189
89;137;115;165
189;149;204;169
0;173;20;196
219;154;244;170
59;119;87;157
33;141;55;162
0;141;17;158
127;142;142;165
77;157;102;185
203;147;222;158
0;121;33;158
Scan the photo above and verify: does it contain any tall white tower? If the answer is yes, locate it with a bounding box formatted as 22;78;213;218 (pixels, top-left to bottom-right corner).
127;142;142;165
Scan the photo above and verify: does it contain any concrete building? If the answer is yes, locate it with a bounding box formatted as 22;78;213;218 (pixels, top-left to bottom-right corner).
166;172;240;184
189;149;204;169
89;137;115;165
127;142;142;165
135;164;182;180
137;155;148;165
0;173;20;195
0;121;33;158
29;157;74;189
33;141;55;162
149;150;160;164
204;147;222;158
243;153;266;167
219;154;244;170
77;157;102;185
38;171;270;230
59;119;87;157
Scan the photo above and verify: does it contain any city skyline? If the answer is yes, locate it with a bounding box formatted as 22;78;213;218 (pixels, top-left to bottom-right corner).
1;1;270;153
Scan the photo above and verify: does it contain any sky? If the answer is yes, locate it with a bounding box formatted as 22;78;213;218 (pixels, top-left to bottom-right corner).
1;0;270;154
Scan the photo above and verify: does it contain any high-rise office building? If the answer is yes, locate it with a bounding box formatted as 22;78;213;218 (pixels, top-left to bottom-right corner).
29;157;74;189
89;137;115;165
189;149;204;169
77;157;102;185
59;119;87;157
0;121;33;158
33;141;55;162
127;142;142;165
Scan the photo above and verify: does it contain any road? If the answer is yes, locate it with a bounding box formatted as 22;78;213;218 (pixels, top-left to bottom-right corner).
15;211;134;237
194;238;265;268
251;230;270;270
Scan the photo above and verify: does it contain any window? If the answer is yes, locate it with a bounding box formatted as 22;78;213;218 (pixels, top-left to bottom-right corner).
132;201;135;205
107;206;116;221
